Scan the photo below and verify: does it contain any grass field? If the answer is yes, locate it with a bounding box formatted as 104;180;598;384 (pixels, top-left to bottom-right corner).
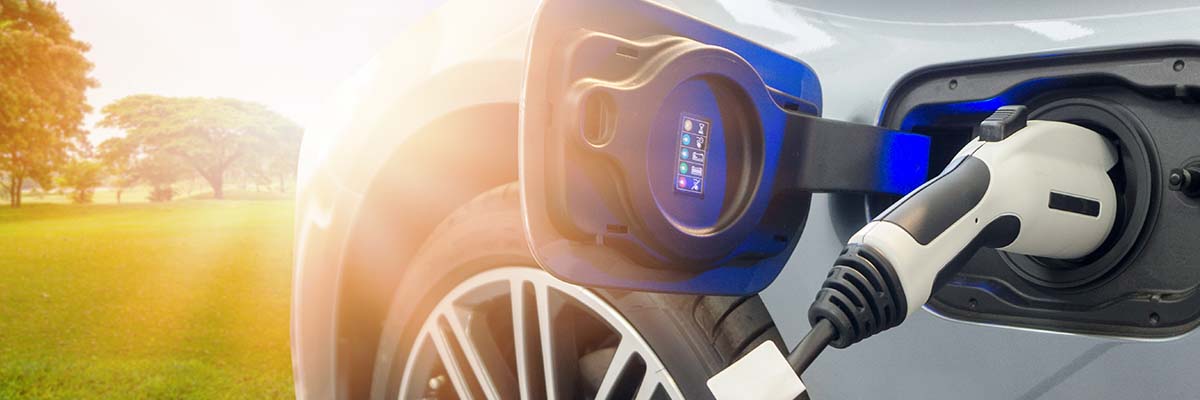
17;184;291;205
0;197;295;399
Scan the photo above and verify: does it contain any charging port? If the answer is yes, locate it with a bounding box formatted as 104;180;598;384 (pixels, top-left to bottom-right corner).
877;45;1200;338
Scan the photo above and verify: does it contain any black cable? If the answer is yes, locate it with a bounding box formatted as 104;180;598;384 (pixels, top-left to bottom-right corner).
786;318;835;375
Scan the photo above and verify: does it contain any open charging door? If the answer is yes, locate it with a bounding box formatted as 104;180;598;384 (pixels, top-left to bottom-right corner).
521;0;931;295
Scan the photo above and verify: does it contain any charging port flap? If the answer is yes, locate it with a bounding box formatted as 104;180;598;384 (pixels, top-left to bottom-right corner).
520;0;929;294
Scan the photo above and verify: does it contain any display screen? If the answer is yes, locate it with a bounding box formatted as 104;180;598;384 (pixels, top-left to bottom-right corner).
674;113;709;196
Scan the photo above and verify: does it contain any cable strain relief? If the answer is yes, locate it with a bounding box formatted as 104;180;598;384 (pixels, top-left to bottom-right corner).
808;244;908;348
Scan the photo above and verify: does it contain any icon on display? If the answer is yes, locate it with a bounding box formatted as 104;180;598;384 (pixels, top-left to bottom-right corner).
679;162;689;174
681;116;707;135
682;133;692;146
681;148;690;159
675;175;703;194
676;175;703;194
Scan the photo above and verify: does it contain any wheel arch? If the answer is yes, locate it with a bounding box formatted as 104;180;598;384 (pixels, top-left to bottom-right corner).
331;101;521;397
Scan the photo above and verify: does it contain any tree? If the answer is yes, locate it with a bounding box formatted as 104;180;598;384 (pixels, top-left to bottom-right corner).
135;153;189;202
234;120;301;193
267;124;302;192
0;0;96;207
99;96;301;199
56;158;102;203
97;136;139;203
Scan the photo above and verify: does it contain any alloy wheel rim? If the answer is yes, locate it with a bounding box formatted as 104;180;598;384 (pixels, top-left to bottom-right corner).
399;266;684;400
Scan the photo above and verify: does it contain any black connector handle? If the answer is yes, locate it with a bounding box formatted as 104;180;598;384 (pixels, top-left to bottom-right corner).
787;244;910;376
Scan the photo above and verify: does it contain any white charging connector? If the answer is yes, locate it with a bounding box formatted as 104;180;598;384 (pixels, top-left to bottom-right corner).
709;106;1119;400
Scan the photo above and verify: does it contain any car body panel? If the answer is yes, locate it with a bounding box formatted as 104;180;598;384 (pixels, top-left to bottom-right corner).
291;0;537;397
293;0;1200;398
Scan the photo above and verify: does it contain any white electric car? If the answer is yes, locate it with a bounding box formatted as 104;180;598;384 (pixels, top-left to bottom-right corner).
293;0;1200;398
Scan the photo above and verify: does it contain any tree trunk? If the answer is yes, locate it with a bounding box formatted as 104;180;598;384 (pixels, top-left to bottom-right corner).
211;174;224;199
116;188;123;204
198;169;226;200
9;175;20;208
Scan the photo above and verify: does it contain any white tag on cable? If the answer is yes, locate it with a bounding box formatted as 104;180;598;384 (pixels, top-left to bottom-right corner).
706;340;806;400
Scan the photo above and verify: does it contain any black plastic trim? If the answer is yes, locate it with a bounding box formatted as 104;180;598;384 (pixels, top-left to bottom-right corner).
778;114;930;195
976;105;1029;142
1048;192;1101;217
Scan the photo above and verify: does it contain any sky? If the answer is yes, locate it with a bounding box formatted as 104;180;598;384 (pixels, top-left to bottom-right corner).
56;0;443;144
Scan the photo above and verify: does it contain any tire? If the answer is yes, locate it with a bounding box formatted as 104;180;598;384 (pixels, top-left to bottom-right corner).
370;183;784;399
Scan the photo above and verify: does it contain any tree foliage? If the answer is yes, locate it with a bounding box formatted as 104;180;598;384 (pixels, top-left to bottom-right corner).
235;121;302;193
98;133;193;203
135;152;189;202
56;158;101;203
99;95;301;199
0;0;96;207
96;136;140;203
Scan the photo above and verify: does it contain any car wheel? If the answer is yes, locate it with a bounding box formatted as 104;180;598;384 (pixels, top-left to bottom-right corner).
370;183;784;399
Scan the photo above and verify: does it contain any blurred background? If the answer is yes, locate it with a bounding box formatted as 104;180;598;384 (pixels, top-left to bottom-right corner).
0;1;436;398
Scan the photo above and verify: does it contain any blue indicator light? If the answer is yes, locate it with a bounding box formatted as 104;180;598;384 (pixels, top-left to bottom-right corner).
877;132;932;194
896;78;1059;131
680;132;706;150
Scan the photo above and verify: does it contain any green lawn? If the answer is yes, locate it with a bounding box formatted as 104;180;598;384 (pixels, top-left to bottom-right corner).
18;184;292;205
0;199;295;399
18;187;156;205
